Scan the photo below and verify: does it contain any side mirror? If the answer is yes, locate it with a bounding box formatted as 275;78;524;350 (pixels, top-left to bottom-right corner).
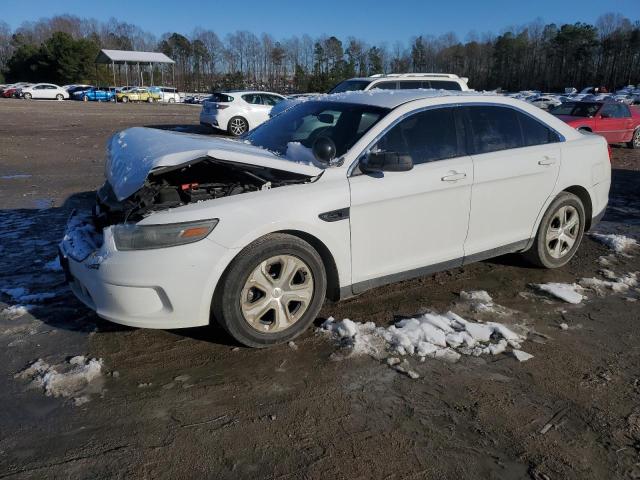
361;151;414;173
312;137;336;165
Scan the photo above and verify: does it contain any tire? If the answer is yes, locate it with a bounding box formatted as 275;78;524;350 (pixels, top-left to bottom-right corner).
213;233;327;348
168;98;175;103
523;192;585;268
83;95;89;102
147;96;154;103
23;92;32;100
227;116;249;136
627;128;640;149
56;94;63;101
121;96;128;103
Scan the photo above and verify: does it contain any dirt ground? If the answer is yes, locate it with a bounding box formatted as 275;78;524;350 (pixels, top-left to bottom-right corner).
0;99;639;480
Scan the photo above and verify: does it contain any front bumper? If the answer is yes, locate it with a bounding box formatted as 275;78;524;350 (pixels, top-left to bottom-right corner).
59;212;235;329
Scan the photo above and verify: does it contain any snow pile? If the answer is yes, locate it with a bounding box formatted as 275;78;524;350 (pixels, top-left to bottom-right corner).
60;211;102;261
580;271;638;295
16;356;104;404
459;290;509;315
1;305;32;319
591;233;638;253
534;283;586;304
321;309;529;364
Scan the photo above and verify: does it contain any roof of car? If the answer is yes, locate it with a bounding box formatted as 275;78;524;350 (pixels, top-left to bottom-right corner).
305;89;492;109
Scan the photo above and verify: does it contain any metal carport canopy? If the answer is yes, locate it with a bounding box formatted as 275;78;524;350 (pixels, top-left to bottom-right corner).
95;49;175;65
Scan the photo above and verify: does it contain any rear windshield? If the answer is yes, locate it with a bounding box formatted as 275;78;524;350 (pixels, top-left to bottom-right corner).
209;93;234;102
550;102;600;117
328;80;372;94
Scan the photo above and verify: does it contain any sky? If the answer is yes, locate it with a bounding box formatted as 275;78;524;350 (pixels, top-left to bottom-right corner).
2;0;638;44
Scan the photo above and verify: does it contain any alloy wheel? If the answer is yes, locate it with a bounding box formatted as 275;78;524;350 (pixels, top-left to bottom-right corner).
240;255;314;333
634;129;640;148
545;205;580;259
229;118;247;136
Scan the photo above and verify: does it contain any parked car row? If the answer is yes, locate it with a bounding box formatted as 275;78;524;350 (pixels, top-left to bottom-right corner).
0;82;184;103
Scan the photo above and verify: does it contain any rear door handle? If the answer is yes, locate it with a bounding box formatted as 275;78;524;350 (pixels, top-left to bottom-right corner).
441;172;467;182
538;155;557;166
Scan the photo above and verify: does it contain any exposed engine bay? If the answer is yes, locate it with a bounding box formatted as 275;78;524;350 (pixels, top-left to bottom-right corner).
94;157;313;227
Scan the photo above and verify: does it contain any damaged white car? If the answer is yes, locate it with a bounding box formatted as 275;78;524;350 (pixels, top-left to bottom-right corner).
59;90;610;347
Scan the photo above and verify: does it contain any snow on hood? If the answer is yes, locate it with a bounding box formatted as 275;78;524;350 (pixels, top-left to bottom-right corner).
106;127;322;201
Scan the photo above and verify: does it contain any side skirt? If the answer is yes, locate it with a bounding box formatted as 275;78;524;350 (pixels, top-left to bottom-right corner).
339;239;529;300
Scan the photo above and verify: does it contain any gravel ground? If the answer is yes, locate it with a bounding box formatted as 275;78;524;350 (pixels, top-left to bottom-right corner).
0;99;639;480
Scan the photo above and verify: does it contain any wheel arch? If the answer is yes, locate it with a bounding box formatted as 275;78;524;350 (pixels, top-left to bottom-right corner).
577;126;592;132
562;185;593;230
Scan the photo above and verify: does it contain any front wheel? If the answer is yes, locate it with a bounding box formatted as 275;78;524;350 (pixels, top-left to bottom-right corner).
227;116;249;136
523;192;585;268
213;234;327;348
56;94;64;101
627;128;640;149
23;92;32;100
147;96;154;103
121;96;128;103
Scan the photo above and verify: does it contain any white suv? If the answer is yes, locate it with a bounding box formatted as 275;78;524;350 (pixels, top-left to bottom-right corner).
60;90;610;348
270;73;469;117
200;91;286;136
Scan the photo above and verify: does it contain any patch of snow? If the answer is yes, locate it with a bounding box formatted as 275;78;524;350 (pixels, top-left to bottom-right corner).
284;142;316;166
513;350;534;362
579;271;638;295
321;309;527;365
15;356;104;403
60;211;102;261
2;305;32;318
43;257;63;272
534;283;585;304
591;233;638;253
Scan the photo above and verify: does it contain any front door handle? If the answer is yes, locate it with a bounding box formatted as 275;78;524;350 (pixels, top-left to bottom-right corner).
538;155;557;166
441;172;467;182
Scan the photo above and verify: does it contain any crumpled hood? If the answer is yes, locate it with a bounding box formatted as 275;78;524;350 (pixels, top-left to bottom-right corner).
106;127;322;201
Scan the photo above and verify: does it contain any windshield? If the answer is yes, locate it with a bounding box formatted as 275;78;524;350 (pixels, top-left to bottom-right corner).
245;100;389;166
550;102;600;117
328;80;372;94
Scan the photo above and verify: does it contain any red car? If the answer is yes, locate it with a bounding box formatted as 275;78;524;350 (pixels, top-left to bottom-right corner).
550;101;640;149
1;86;20;98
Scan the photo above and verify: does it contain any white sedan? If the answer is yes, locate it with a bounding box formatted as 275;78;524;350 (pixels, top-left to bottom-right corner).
21;83;69;100
60;90;610;347
199;91;285;136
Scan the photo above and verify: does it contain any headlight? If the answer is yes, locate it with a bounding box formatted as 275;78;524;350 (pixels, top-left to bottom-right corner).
113;219;218;251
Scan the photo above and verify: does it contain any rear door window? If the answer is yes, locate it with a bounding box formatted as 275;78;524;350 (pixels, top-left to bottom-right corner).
399;81;423;89
518;112;561;146
465;106;523;154
373;81;397;90
430;80;462;91
242;94;263;105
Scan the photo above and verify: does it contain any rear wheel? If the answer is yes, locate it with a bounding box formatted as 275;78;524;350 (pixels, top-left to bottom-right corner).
227;116;249;136
523;192;585;268
627;128;640;149
147;96;154;103
56;94;64;101
213;234;327;348
121;96;129;103
83;95;89;102
168;98;175;103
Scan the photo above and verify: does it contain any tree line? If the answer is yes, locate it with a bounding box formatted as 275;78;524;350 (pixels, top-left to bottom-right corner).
0;13;638;93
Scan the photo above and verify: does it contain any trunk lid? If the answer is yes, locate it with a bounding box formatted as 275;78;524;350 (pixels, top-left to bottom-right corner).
106;127;322;201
